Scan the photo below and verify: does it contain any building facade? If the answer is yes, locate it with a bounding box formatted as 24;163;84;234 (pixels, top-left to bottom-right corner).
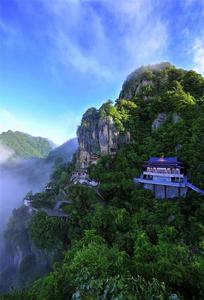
134;157;188;199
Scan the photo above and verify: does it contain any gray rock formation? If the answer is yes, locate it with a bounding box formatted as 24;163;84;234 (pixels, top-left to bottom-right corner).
152;113;181;131
119;62;171;100
76;107;130;167
152;113;167;130
172;113;181;124
175;144;182;152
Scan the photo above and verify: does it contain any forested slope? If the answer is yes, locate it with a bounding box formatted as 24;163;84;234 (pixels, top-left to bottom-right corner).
0;130;53;159
2;63;204;299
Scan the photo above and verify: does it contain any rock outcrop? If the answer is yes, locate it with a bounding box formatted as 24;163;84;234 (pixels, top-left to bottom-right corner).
152;113;167;130
76;107;130;167
172;113;181;124
76;63;179;167
152;113;181;131
119;62;171;100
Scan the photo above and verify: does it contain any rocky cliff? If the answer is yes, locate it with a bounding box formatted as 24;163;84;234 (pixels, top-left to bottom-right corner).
76;62;204;168
76;105;130;167
0;206;50;292
76;63;177;167
119;62;171;100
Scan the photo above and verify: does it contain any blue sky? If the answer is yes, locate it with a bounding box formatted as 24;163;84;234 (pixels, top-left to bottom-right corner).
0;0;204;144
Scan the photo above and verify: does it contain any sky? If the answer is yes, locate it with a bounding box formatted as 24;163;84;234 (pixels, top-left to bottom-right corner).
0;0;204;145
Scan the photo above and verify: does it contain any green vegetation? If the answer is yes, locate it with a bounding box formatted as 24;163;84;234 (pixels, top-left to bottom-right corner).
0;207;50;293
0;130;53;159
1;63;204;299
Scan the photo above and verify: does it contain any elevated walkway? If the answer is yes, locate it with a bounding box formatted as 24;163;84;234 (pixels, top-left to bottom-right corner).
134;177;204;196
54;200;72;210
134;177;187;188
186;182;204;195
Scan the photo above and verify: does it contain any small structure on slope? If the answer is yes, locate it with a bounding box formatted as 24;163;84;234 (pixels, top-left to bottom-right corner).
134;157;204;199
70;169;88;184
70;169;99;187
41;208;69;221
89;154;100;165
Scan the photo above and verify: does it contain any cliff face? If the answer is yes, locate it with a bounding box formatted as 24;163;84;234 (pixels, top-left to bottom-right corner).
0;206;50;292
119;62;171;100
76;107;130;167
76;62;202;168
76;63;174;167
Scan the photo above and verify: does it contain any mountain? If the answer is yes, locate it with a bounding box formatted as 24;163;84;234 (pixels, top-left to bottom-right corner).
47;138;78;163
76;62;204;187
0;130;54;160
2;63;204;299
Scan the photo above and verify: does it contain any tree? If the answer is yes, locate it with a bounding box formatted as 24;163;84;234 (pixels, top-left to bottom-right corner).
29;212;69;252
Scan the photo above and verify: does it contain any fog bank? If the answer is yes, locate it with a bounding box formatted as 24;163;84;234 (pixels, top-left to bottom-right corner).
0;148;53;251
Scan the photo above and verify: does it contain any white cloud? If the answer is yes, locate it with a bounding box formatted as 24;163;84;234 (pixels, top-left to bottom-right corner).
10;0;168;80
0;143;15;164
53;30;112;79
50;0;168;78
192;37;204;74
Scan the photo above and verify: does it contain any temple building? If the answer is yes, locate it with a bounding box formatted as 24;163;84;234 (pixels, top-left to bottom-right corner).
134;157;204;199
89;154;100;165
70;169;98;187
134;157;188;199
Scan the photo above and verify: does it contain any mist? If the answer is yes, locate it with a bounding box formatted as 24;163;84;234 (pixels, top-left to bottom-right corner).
0;145;53;252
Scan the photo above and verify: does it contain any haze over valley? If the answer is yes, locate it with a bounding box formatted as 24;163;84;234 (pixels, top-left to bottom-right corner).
0;132;77;263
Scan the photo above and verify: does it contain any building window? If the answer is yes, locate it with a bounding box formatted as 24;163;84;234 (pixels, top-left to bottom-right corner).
171;177;183;183
144;174;153;180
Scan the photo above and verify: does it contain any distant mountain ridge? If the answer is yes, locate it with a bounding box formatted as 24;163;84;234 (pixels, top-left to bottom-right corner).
47;137;78;163
0;130;53;160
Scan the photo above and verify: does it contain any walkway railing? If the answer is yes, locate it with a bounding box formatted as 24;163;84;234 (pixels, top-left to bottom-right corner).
186;182;204;195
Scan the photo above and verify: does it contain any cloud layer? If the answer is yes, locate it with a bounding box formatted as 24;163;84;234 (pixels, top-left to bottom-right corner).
41;0;168;79
0;0;168;80
0;143;15;163
1;0;204;77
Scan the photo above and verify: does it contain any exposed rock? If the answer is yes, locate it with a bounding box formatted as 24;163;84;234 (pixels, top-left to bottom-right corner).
13;246;24;267
172;113;181;124
119;78;153;100
119;62;171;100
98;116;118;154
168;214;176;223
175;144;182;152
135;79;153;94
76;107;130;167
152;113;167;130
76;108;99;167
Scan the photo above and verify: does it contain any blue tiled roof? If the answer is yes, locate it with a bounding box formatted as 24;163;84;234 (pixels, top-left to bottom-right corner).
147;157;179;164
